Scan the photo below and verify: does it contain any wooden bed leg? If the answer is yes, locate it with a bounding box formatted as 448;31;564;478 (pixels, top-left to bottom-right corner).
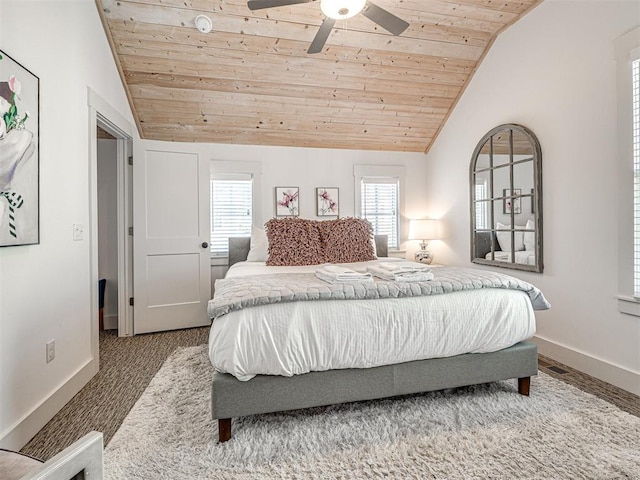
518;377;531;396
218;418;232;443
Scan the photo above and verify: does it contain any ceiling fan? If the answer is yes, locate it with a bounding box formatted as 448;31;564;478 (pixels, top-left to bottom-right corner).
247;0;410;54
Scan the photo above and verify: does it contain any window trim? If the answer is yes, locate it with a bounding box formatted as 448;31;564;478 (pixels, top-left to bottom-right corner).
210;160;262;264
354;165;406;251
616;27;640;316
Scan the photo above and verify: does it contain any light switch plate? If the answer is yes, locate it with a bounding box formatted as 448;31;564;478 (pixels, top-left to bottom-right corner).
46;340;55;363
73;223;83;241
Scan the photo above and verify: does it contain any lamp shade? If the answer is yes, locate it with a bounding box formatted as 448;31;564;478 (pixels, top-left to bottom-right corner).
409;219;440;240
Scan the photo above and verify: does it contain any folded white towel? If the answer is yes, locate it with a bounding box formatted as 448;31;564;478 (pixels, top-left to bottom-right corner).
377;261;430;274
366;265;433;282
316;265;373;284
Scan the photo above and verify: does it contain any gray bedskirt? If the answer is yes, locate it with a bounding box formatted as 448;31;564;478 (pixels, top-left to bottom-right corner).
211;340;538;420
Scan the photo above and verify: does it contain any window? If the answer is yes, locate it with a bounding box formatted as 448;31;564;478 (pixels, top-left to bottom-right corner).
361;179;399;249
210;175;252;257
475;179;489;230
209;161;262;259
354;165;405;250
615;27;640;315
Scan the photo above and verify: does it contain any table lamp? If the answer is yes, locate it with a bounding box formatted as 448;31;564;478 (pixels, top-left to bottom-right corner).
409;218;441;264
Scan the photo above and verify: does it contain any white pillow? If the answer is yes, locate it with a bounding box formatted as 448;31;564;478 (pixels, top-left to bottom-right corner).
523;219;535;251
246;226;268;262
496;222;525;252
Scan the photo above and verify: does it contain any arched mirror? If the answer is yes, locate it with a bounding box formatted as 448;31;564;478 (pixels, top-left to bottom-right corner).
470;124;543;273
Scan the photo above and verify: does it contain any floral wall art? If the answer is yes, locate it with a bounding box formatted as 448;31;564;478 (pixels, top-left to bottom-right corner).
275;187;299;217
0;51;39;246
316;187;339;217
503;188;521;215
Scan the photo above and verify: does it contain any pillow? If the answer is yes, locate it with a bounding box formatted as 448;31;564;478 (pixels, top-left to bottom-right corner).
321;217;376;264
246;226;268;262
523;219;535;251
496;222;525;252
265;218;325;266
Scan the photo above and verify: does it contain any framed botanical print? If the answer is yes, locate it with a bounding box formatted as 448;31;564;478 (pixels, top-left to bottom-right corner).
275;187;299;217
503;188;521;215
0;50;39;246
316;187;339;217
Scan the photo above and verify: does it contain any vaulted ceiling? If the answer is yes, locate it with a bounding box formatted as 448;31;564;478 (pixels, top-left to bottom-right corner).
96;0;542;152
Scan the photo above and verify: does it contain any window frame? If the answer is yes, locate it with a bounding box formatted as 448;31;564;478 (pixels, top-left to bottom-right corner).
616;27;640;316
209;161;262;265
354;165;405;251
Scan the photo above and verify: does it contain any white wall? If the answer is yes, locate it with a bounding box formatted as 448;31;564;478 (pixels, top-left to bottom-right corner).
0;0;133;448
139;140;430;230
425;0;640;394
97;139;118;329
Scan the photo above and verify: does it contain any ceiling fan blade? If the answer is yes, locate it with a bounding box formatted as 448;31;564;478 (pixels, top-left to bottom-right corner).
248;0;311;11
361;1;409;36
307;17;336;54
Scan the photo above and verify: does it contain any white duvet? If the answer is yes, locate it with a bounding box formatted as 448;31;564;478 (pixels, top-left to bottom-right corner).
208;260;536;381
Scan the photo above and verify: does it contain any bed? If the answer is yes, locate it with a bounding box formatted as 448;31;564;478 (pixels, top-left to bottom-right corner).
486;250;536;265
209;227;548;443
476;226;537;266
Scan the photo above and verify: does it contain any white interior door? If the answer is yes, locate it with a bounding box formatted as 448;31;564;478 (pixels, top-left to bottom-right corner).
133;146;211;334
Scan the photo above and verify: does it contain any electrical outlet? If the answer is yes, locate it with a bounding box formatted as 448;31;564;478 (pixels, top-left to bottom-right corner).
73;223;83;241
46;340;55;363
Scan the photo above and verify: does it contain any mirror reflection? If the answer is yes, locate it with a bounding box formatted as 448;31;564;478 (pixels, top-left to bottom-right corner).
470;124;543;273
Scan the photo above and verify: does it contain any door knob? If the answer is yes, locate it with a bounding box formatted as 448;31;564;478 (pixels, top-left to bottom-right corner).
202;242;209;249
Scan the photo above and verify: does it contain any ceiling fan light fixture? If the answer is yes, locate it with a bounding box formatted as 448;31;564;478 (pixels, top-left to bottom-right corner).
320;0;366;20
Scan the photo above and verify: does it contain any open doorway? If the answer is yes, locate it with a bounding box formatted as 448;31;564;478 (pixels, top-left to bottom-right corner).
96;123;133;336
88;88;134;349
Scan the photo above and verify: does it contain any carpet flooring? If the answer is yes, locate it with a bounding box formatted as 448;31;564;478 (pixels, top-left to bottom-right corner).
20;327;209;460
20;327;640;469
103;345;640;479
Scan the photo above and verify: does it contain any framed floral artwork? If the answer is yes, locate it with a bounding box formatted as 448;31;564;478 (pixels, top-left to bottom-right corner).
0;50;39;247
316;187;339;217
503;188;521;215
275;187;299;217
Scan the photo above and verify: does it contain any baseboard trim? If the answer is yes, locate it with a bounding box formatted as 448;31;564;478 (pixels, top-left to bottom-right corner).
103;314;118;331
533;335;640;396
0;356;99;450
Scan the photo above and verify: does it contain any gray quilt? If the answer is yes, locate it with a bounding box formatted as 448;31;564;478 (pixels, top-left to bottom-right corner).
208;266;550;319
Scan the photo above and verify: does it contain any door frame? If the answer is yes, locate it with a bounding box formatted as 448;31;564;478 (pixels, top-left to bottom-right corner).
88;88;134;347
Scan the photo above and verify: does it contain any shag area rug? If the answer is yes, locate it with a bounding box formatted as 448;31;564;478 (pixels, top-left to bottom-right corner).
104;346;640;479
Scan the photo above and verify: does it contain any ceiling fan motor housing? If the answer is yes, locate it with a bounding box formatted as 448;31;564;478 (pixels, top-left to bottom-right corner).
320;0;366;19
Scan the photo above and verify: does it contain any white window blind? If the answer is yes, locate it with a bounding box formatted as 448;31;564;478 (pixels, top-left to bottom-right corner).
210;175;252;257
361;178;399;249
633;57;640;297
475;180;489;230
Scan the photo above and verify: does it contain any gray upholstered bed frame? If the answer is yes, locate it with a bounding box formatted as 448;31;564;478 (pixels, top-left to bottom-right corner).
212;236;538;442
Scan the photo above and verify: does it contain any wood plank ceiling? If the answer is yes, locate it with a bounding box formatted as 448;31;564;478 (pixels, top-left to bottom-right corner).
96;0;542;152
